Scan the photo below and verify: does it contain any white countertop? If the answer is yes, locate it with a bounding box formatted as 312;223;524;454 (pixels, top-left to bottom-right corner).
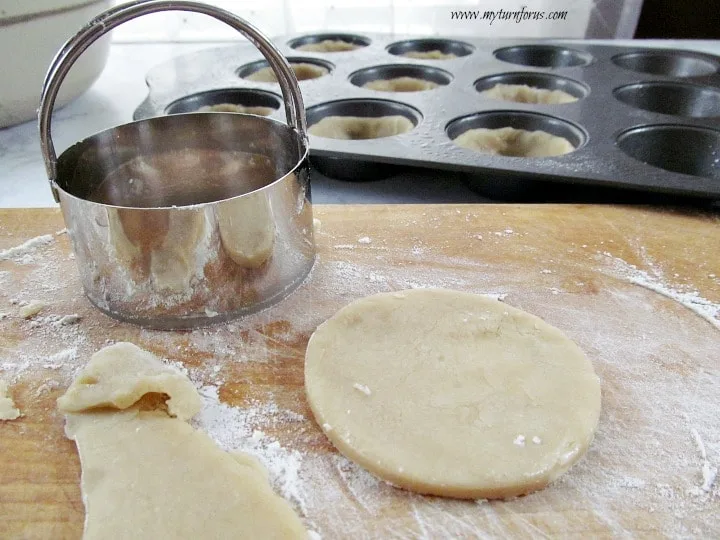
1;40;719;208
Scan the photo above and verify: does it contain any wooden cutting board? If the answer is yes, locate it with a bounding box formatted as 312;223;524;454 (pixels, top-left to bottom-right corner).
1;204;719;539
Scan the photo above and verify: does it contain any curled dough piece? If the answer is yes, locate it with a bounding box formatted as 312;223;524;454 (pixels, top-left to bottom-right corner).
453;126;575;157
308;115;414;140
57;342;201;420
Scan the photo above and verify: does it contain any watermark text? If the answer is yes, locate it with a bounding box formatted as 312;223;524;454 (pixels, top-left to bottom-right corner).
450;6;568;24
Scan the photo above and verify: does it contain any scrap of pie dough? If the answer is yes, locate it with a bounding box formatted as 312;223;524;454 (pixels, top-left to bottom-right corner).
402;50;457;60
245;63;328;82
0;380;21;420
296;39;360;52
363;76;439;92
453;126;575;157
217;192;275;268
305;289;601;499
199;103;275;116
308;115;414;140
57;342;306;539
481;83;578;104
57;342;201;419
19;300;45;319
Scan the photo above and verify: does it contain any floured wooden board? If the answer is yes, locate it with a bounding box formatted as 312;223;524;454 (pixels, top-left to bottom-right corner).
1;205;719;538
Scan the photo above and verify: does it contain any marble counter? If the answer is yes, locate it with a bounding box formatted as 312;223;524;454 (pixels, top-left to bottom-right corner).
1;40;718;208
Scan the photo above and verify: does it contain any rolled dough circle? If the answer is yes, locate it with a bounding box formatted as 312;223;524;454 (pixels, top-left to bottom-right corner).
305;289;601;499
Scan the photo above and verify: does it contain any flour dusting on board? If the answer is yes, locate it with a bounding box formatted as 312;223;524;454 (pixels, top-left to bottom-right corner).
2;215;719;537
193;385;307;512
604;254;720;331
0;234;54;263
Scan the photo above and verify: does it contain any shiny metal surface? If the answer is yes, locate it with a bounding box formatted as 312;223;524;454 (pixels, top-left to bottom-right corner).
494;45;593;68
612;50;719;77
37;0;314;328
616;125;720;180
613;81;720;118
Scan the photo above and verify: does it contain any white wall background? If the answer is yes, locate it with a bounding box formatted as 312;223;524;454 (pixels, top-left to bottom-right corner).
110;0;644;42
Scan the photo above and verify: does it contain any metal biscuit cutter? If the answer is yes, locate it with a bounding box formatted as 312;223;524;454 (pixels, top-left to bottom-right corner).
38;0;315;329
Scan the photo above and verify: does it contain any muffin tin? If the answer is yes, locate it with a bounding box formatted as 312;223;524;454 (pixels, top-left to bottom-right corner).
134;34;720;199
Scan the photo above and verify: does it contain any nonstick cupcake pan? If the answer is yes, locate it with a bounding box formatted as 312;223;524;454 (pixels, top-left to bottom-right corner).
134;34;720;200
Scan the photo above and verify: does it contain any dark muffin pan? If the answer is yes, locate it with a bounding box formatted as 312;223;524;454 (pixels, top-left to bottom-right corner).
135;35;720;199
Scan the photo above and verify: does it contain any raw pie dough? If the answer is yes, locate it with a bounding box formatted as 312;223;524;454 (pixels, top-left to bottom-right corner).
308;115;414;140
245;63;328;82
57;343;306;539
19;300;45;319
363;77;439;92
402;50;457;60
199;103;275;116
453;127;575;157
0;380;21;420
481;83;578;104
304;289;601;499
296;39;360;52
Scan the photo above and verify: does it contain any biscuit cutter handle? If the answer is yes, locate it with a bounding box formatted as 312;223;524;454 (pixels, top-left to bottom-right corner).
38;0;307;202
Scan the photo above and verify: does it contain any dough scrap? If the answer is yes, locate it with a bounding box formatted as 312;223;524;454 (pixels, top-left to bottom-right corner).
0;380;21;420
218;192;275;268
58;342;306;539
453;127;575;157
246;63;328;82
199;103;275;116
57;342;201;420
304;289;601;499
19;300;45;319
402;50;457;60
481;83;578;104
362;76;439;92
308;115;414;140
296;39;360;52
